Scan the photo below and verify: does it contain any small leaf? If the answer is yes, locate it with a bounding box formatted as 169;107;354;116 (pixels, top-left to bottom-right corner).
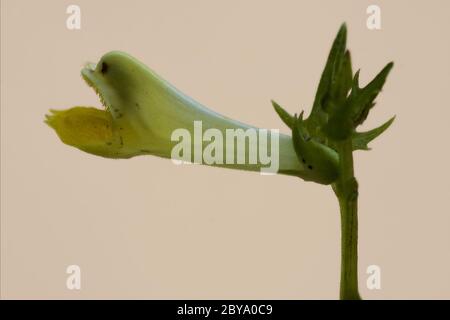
328;50;353;109
272;100;295;129
310;23;347;118
324;62;394;140
352;116;395;150
349;62;394;126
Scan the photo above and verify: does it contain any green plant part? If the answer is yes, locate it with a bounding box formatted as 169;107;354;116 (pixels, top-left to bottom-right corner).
46;23;394;300
272;100;340;184
291;113;340;185
272;23;394;299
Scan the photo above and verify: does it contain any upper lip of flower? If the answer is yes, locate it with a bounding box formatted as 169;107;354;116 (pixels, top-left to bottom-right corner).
81;63;112;112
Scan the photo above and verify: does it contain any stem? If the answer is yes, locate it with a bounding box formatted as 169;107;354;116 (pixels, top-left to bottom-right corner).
332;139;361;300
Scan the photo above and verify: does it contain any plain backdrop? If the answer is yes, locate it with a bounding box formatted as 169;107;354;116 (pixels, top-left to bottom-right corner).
1;0;449;299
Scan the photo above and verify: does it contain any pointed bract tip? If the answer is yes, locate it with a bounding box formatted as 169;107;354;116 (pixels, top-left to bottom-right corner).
337;23;347;39
382;62;394;74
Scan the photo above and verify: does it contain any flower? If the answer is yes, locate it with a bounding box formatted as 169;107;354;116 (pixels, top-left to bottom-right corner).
46;51;314;179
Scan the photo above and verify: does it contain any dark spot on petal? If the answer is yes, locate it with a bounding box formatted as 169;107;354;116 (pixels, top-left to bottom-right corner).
101;62;108;74
308;165;313;170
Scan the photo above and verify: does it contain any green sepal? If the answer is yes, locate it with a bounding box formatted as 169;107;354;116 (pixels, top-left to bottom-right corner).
327;50;353;111
322;106;354;141
272;100;295;129
352;116;395;150
291;115;340;185
348;62;394;126
324;62;394;141
311;23;347;115
304;24;355;142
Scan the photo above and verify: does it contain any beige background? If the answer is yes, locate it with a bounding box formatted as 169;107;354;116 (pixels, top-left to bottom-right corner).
1;0;449;299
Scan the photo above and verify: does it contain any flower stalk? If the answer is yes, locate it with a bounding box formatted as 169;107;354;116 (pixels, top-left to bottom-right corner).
333;139;361;300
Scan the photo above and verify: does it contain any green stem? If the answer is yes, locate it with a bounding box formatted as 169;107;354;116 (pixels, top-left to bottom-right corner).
332;139;361;300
